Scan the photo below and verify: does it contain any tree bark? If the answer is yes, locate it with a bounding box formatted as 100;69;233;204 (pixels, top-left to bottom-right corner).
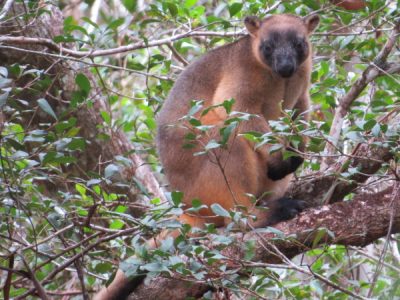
128;185;400;300
0;3;165;214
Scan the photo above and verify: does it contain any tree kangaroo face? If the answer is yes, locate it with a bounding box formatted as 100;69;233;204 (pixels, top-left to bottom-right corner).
245;14;319;78
259;29;309;78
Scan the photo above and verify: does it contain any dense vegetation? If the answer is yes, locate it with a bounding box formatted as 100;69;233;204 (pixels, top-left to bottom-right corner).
0;0;399;299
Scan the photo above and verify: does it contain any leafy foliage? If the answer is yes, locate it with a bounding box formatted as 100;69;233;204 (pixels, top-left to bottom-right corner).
0;0;399;299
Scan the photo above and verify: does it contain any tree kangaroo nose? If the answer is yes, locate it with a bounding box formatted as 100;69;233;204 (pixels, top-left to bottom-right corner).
276;61;295;78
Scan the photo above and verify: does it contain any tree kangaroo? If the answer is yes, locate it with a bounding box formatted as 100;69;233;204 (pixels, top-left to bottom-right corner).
157;13;318;228
95;13;319;300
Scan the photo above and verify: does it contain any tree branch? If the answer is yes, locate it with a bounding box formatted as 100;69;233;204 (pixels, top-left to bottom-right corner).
0;0;14;20
126;184;400;300
0;30;245;58
323;19;400;161
287;133;395;207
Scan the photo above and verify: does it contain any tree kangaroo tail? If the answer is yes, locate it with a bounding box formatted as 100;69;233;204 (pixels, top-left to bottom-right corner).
94;271;146;300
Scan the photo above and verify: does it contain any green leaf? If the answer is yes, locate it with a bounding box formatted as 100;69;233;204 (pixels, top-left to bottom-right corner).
0;66;8;77
189;5;205;18
75;183;86;196
75;73;91;94
37;98;58;120
55;118;77;133
303;0;320;9
191;198;202;208
53;35;77;43
107;18;125;30
67;138;86;151
363;119;376;131
211;203;230;218
228;3;242;17
160;237;174;252
141;262;169;273
81;17;99;29
269;144;283;154
244;240;256;260
187;100;203;116
87;179;101;186
95;262;113;273
110;219;124;230
184;0;197;8
0;77;12;88
220;122;237;145
100;111;111;125
0;92;9;108
205;140;220;151
312;228;328;248
120;257;142;278
346;131;364;142
64;24;89;36
222;99;234;114
372;123;381;137
122;0;137;12
171;191;183;206
105;164;120;179
253;226;284;237
166;2;178;17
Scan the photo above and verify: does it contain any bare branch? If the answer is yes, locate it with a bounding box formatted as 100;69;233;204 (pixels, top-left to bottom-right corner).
288;138;393;207
21;257;50;300
0;0;14;20
323;20;400;161
0;30;245;58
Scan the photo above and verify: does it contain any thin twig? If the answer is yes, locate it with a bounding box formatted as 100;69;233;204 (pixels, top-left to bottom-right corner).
3;254;14;300
367;182;400;297
322;20;400;164
21;256;50;300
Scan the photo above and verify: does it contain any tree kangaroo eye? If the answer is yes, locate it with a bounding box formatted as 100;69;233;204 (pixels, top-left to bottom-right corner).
262;42;273;54
294;39;305;49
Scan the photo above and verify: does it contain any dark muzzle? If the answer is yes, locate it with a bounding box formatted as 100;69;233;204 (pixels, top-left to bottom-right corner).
276;60;296;78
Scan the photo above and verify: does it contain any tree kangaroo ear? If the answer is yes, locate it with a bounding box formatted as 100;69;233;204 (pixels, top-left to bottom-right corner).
244;16;261;37
303;14;320;33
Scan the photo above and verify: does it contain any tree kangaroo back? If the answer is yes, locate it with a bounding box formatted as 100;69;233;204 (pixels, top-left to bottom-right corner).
157;14;319;228
94;14;319;300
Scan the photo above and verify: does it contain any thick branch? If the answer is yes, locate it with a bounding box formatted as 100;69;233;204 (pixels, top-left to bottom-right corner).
128;184;400;300
252;185;399;262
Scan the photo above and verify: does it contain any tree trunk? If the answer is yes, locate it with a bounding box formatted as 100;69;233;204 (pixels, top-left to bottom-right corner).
0;3;165;214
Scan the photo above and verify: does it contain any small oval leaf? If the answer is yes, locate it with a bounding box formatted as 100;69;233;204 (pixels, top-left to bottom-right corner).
37;98;58;120
211;203;230;218
75;73;91;94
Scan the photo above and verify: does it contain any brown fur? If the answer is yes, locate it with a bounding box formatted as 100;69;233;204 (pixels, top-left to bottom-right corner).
156;14;317;226
95;14;319;300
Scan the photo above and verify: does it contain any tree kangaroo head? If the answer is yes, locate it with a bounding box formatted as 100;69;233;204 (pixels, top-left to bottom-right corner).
245;14;319;78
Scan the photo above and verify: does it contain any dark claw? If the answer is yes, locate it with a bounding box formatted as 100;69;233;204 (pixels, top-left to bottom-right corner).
267;198;306;225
